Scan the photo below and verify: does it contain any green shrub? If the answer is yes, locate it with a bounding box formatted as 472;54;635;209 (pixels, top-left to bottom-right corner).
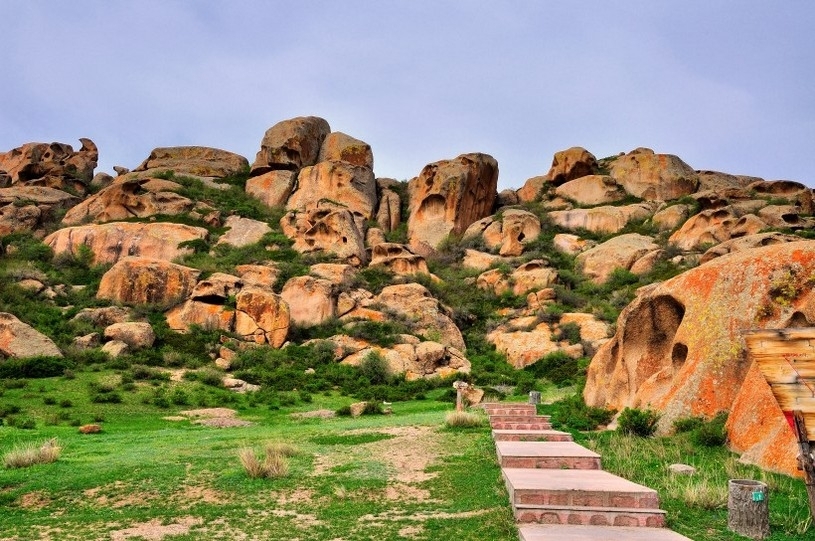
358;352;391;385
673;415;704;434
0;356;74;379
362;401;385;415
555;322;582;345
692;412;728;447
6;416;36;429
617;407;660;437
525;351;580;386
545;394;615;431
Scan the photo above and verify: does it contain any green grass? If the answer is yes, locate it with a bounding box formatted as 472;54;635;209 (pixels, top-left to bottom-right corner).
587;431;814;540
0;372;515;540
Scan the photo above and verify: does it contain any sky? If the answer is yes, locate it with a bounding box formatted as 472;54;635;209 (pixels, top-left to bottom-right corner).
1;1;813;190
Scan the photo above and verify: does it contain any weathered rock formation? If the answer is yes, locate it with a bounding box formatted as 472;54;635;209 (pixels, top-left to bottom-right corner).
281;209;368;266
287;160;377;223
97;257;200;306
317;132;374;169
549;203;655;234
0;138;98;194
609;148;699;201
544;147;598;185
0;312;62;358
407;153;498;253
369;243;429;275
555;175;626;206
131;146;248;178
376;283;465;351
576;234;661;284
45;222;209;264
250;116;331;175
584;241;815;475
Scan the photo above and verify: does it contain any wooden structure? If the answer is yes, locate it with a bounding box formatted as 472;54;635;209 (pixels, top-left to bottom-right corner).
744;328;815;519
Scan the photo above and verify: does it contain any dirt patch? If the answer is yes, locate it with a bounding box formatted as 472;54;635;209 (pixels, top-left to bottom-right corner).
162;415;187;422
172;484;229;508
359;509;491;522
247;508;323;529
291;409;335;419
81;482;160;509
179;408;237;418
177;408;252;428
398;524;425;537
365;425;440;483
110;516;202;541
18;491;50;510
276;488;317;506
384;482;433;502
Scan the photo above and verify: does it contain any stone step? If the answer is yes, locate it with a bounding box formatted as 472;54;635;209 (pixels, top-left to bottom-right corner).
496;441;601;470
485;407;539;417
491;420;553;430
483;402;537;414
489;414;550;423
514;502;667;527
492;429;573;442
519;524;693;540
503;468;660;510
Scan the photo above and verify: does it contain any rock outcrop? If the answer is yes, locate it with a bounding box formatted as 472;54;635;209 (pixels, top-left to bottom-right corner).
376;283;465;351
250;116;331;175
282;209;368;266
0;139;98;194
97;257;200;306
576;233;661;284
317;132;374;169
609;148;699;201
369;243;429;275
45;222;209;264
245;170;296;208
131;146;249;178
549;203;655;234
287;160;377;223
0;313;62;358
407;153;498;253
584;241;815;476
544;147;598;185
555;175;626;206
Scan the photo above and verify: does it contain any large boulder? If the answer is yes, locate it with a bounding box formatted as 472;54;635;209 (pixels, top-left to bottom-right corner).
61;177;208;225
548;203;655;234
370;243;429;275
464;209;541;257
245;170;296;208
44;222;209;264
317;132;374;169
376;283;465;351
375;179;401;232
576;233;661;284
131;146;248;178
282;209;368;266
555;175;626;206
544;147;598;185
700;232;803;264
280;275;336;326
668;207;768;251
609;148;699;201
584;241;815;476
234;287;290;347
103;322;155;349
407;153;498;253
287;160;377;223
0;186;79;235
748;180;814;215
516;175;548;203
97;257;200;306
487;317;583;369
0;138;97;194
215;215;271;248
250;116;331;175
0;312;62;358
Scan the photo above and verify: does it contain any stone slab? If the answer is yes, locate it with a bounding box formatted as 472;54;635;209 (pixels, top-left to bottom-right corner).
492;429;573;442
497;441;601;469
503;468;660;508
519;524;693;540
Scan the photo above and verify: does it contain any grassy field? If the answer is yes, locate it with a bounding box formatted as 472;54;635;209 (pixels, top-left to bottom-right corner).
0;374;516;541
3;371;815;540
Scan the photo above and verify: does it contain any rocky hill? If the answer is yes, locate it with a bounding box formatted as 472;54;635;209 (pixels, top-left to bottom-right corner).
1;116;813;476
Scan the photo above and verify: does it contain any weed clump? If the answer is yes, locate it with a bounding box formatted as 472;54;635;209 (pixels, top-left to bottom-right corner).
237;445;292;479
617;407;660;437
444;410;486;428
3;438;61;469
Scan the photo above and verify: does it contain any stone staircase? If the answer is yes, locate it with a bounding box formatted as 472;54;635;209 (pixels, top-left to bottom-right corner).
481;402;693;540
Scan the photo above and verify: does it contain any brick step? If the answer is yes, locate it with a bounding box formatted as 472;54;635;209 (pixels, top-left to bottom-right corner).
496;441;601;470
503;468;660;509
519;524;693;540
514;504;666;528
483;402;537;414
489;414;550;423
491;421;553;430
492;429;573;442
486;408;539;417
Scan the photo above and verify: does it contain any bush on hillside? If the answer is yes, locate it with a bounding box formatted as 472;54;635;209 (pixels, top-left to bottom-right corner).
617;407;660;437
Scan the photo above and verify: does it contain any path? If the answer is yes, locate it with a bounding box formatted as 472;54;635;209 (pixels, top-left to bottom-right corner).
482;402;694;541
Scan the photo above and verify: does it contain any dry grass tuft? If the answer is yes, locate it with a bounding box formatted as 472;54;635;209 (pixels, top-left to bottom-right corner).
444;410;485;428
4;438;61;469
238;444;292;479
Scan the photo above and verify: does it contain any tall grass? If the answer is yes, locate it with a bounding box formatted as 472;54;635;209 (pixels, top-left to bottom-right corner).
444;410;486;428
237;443;293;479
3;438;61;469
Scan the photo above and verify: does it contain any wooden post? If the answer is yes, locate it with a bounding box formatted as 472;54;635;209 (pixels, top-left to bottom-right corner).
453;381;466;412
728;479;769;539
793;410;815;520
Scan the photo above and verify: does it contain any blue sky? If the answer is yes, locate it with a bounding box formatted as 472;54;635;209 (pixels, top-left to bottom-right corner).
1;1;813;189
